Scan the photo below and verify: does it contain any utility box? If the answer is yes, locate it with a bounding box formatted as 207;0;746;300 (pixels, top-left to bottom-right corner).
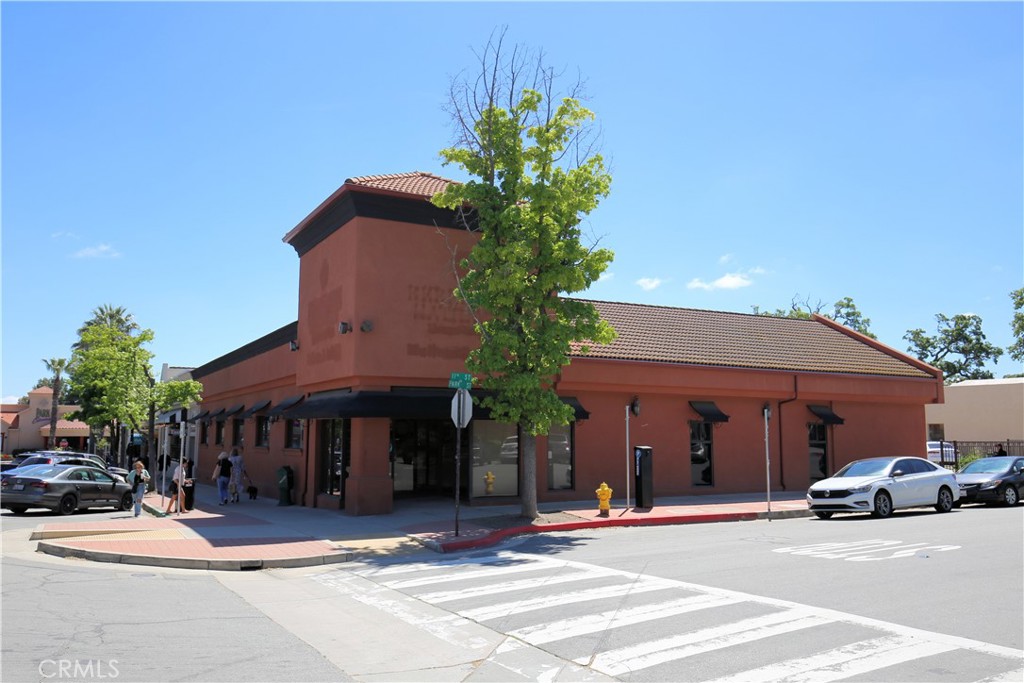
634;446;653;508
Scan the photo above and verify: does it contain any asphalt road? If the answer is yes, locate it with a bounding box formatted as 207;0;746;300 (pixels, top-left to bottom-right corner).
2;504;1022;682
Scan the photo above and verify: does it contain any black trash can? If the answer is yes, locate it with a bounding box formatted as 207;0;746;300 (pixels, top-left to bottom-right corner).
634;446;654;508
182;479;195;511
277;466;294;506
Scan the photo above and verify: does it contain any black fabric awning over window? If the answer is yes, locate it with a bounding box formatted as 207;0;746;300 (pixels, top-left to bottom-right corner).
241;400;271;418
187;410;210;423
689;401;730;423
267;395;305;418
208;408;226;421
808;405;845;425
222;404;245;419
282;389;589;422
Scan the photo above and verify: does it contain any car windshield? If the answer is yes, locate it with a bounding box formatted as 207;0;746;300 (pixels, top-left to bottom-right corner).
11;465;66;478
834;459;893;477
960;457;1015;474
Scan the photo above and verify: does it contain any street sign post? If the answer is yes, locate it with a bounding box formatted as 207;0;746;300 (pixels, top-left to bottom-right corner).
448;372;472;390
450;387;472;535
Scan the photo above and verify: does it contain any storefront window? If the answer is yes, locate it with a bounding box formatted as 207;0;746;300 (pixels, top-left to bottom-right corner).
690;421;713;486
471;421;518;497
232;418;244;447
255;416;270;448
200;421;208;445
547;423;573;490
215;421;224;446
809;423;827;482
285;419;303;449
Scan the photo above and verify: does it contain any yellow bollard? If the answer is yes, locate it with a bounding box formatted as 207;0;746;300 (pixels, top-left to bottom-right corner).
484;471;495;494
595;482;613;517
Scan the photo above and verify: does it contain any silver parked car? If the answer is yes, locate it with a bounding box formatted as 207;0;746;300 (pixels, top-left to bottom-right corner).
1;465;134;515
807;456;960;519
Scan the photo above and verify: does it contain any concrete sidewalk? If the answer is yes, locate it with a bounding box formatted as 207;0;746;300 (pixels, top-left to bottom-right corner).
29;483;811;570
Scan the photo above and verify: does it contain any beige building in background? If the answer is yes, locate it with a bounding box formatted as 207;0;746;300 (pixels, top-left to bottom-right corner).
1;387;91;453
925;378;1024;441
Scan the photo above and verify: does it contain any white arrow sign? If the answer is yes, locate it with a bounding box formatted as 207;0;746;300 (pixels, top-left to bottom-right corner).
451;389;472;428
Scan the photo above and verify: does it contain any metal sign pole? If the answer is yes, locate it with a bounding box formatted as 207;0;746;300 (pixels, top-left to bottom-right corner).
763;403;772;522
455;390;462;537
625;404;631;510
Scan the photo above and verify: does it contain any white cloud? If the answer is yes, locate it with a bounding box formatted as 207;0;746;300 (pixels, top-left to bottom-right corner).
636;277;666;291
718;253;734;265
687;272;753;291
72;244;121;259
2;395;21;404
51;231;79;240
596;272;615;283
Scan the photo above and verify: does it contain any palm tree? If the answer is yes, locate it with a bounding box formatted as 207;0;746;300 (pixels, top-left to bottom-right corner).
74;305;138;349
43;358;68;449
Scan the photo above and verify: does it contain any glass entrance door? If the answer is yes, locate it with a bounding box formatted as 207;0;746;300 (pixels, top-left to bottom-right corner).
390;419;468;497
319;418;349;499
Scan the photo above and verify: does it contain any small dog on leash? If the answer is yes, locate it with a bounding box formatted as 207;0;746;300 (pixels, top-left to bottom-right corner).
246;485;258;500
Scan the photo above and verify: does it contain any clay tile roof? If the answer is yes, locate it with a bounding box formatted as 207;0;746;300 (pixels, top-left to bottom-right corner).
345;171;457;198
570;299;933;378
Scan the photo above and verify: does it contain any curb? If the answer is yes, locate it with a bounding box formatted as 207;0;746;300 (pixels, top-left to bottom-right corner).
428;508;813;553
36;540;354;571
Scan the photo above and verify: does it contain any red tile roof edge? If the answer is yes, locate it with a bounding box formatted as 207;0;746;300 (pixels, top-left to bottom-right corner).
811;314;943;380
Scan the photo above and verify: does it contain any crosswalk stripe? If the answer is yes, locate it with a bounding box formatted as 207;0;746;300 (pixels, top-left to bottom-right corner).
382;559;569;589
508;593;740;645
706;635;942;683
461;578;679;621
773;639;957;683
418;566;627;603
351;551;534;577
586;609;829;676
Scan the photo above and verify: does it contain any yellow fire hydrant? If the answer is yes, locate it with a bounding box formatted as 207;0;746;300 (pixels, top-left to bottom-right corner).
484;471;495;494
595;482;613;517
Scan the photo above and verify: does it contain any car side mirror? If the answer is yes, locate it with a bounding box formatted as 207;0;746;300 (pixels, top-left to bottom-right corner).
892;469;904;477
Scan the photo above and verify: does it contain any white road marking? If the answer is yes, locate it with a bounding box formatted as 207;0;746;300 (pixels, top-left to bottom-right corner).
460;578;678;621
508;593;740;645
586;609;830;676
706;634;955;683
415;565;623;603
773;539;961;561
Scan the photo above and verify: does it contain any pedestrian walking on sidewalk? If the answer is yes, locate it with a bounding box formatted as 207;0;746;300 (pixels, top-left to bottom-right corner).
127;460;150;517
228;447;247;503
212;451;232;505
165;460;188;514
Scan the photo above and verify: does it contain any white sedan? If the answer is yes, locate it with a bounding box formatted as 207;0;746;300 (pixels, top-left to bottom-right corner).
807;456;959;519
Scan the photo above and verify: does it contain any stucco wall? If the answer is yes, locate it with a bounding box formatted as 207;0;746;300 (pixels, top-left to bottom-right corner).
924;378;1024;440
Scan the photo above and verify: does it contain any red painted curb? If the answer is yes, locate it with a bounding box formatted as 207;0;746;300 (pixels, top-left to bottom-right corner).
438;512;760;552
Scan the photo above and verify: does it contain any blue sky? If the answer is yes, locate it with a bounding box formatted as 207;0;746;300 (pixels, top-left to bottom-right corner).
2;1;1022;403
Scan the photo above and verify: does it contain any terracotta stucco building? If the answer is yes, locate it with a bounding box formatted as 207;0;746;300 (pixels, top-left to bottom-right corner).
190;172;944;515
1;387;90;453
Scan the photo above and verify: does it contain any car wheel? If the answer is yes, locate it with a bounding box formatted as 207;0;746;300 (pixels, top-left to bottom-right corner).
58;494;77;516
120;492;134;511
871;491;893;518
1001;486;1019;506
8;505;28;515
935;487;954;513
814;511;833;520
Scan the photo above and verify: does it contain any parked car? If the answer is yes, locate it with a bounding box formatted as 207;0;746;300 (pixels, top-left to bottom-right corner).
955;456;1024;506
926;441;957;463
1;465;134;515
6;452;128;480
806;456;959;519
1;453;40;472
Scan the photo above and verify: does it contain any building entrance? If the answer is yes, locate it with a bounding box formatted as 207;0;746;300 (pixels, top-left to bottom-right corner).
390;419;469;497
318;418;350;500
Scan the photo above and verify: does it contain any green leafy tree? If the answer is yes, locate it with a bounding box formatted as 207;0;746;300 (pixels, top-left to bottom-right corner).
433;32;616;519
1009;287;1024;365
752;295;876;339
42;358;68;449
904;313;1003;383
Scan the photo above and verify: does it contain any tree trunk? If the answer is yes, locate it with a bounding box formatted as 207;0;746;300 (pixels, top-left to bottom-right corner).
520;431;539;520
48;378;60;449
147;401;157;460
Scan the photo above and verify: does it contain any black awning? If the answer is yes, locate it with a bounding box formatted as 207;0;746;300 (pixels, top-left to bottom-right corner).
156;409;179;425
808;405;845;425
241;400;271;418
222;404;245;418
689;401;730;423
208;408;226;421
267;395;305;418
282;389;589;422
187;410;210;423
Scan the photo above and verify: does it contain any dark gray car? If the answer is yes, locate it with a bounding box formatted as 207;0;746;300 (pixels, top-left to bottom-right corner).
956;456;1024;506
1;465;134;515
